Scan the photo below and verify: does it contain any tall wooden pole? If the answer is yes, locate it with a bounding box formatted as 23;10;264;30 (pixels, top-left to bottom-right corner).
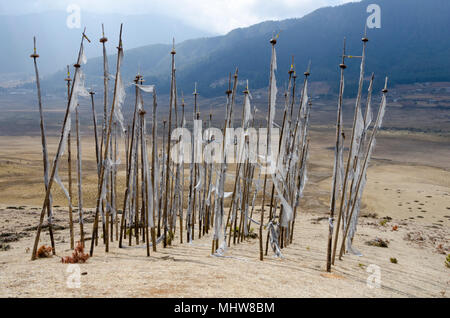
139;108;151;256
151;88;158;251
119;74;142;248
99;24;109;165
90;24;123;257
159;120;166;238
75;106;85;247
211;70;238;254
30;37;56;254
90;91;100;174
179;99;185;243
326;39;347;272
112;121;118;242
338;78;388;260
332;33;368;265
65;66;75;250
259;37;277;261
163;40;177;247
31;29;90;260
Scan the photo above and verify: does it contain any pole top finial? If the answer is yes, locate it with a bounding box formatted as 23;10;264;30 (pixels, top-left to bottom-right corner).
30;37;39;58
171;38;176;55
225;73;232;95
270;31;279;45
100;24;108;43
289;55;295;75
304;60;311;77
193;82;198;96
243;79;249;94
362;24;369;42
382;77;389;93
339;37;347;68
362;23;369;43
65;65;71;82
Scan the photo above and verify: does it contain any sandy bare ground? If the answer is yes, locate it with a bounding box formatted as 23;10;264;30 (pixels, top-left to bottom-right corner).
0;131;449;298
0;206;448;298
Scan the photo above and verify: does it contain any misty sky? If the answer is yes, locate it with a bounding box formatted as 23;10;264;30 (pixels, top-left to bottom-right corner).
0;0;359;34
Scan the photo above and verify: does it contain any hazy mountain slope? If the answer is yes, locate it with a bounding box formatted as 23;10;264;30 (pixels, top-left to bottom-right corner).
31;0;450;97
0;11;214;77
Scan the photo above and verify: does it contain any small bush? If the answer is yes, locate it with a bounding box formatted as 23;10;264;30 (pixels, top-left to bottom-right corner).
0;243;11;251
366;238;389;248
36;245;53;258
61;242;89;264
390;258;398;264
246;228;258;239
446;255;450;268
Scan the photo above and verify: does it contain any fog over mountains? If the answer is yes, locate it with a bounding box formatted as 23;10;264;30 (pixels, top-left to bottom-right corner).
0;11;214;78
10;0;450;97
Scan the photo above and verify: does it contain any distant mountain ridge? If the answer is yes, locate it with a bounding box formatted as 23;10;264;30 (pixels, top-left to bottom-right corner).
0;10;214;78
26;0;450;97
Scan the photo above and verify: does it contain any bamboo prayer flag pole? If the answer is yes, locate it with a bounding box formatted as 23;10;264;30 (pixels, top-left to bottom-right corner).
31;29;90;260
179;99;185;243
231;83;252;244
290;136;309;244
113;121;118;242
191;86;199;242
138;79;146;244
134;102;140;246
265;71;294;255
100;24;109;162
259;36;277;261
338;78;388;260
288;100;312;247
89;91;101;174
139;108;151;256
68;132;75;248
151;88;158;251
75;106;85;247
331;32;368;265
337;32;369;241
168;72;179;243
31;37;56;255
162;40;177;247
90;24;123;257
159;120;166;238
64;66;75;250
326;39;347;272
339;74;375;257
211;69;238;254
120;74;142;248
100;25;110;245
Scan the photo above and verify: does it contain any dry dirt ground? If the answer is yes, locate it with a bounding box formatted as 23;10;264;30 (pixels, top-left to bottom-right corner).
0;129;449;298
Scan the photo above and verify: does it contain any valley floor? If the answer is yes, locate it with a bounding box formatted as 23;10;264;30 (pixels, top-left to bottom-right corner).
0;131;449;298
